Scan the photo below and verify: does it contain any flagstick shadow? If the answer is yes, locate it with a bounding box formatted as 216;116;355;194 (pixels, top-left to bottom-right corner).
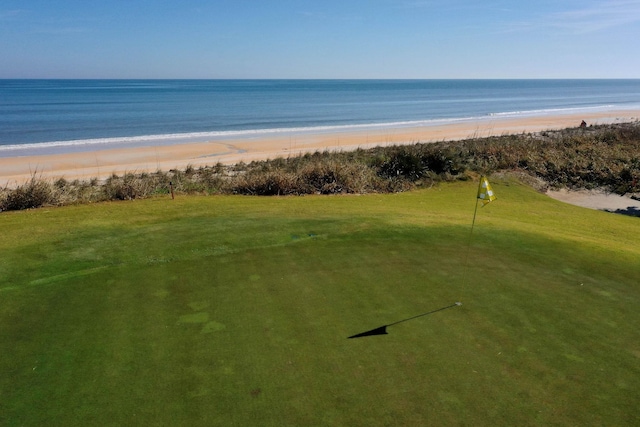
348;302;462;339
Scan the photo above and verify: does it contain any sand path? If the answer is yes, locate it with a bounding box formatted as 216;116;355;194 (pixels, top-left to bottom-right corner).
546;189;640;215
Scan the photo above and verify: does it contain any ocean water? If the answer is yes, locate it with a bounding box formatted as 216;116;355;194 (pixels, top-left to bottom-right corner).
2;79;640;157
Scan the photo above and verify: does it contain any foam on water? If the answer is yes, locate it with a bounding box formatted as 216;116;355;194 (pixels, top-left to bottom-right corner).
489;104;617;117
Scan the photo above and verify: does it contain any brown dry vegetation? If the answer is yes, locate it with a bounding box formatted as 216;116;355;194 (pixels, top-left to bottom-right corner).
1;122;639;211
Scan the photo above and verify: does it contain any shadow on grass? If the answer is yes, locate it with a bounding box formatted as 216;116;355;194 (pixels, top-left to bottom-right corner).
607;206;640;217
348;302;462;338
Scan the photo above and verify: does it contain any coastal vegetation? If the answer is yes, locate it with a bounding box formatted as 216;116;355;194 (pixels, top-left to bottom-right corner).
1;180;638;426
1;122;640;211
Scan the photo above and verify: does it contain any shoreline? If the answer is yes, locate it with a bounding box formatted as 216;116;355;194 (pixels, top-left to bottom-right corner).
1;109;639;187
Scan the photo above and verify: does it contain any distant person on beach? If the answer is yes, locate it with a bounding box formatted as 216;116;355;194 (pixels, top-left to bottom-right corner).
580;120;587;128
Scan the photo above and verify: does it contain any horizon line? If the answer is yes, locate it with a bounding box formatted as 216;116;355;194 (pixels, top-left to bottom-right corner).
2;77;640;81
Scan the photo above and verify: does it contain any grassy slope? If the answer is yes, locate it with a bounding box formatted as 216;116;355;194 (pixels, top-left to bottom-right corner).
1;179;639;426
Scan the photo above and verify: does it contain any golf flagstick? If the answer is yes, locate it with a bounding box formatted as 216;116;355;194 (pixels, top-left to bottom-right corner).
460;175;496;288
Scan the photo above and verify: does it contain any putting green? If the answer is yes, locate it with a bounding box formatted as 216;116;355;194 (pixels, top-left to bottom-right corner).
1;179;638;426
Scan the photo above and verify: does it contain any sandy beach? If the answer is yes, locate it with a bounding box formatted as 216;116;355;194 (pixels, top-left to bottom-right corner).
1;109;639;187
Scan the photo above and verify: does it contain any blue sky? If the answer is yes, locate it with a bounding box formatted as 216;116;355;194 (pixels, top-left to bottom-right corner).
1;0;639;78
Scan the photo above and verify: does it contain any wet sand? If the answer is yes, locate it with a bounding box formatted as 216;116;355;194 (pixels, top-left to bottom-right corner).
1;109;638;187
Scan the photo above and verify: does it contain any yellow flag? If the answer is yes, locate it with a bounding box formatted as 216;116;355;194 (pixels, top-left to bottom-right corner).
477;176;496;205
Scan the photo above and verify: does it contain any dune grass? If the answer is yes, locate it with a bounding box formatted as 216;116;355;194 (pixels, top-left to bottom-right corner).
1;178;639;426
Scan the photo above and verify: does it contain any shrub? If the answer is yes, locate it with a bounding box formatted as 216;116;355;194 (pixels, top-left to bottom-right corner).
231;170;300;195
379;150;425;180
0;177;58;211
299;160;379;194
102;173;155;200
423;149;466;175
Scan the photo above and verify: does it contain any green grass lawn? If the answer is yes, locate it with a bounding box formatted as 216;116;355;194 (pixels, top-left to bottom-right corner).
1;178;639;426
